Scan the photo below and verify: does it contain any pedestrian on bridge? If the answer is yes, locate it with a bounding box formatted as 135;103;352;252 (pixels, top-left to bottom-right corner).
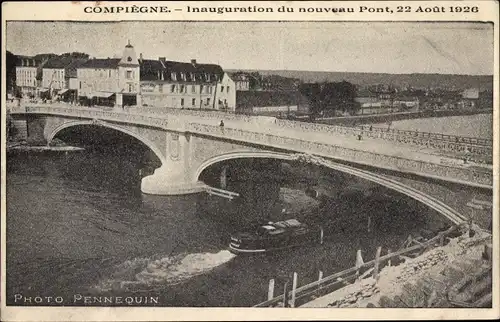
220;120;225;134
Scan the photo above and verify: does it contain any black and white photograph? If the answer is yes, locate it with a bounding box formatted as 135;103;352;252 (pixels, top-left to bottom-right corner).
1;1;498;321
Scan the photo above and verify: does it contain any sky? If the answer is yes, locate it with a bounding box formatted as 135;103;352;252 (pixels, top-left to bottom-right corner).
6;21;494;75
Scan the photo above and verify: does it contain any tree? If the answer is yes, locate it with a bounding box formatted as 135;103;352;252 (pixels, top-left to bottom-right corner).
299;81;360;120
6;51;18;92
60;52;90;59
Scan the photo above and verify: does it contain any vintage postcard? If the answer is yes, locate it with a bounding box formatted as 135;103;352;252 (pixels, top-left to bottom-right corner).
1;0;498;321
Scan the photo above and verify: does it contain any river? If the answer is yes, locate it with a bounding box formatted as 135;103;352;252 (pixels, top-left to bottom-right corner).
372;113;492;138
6;121;457;307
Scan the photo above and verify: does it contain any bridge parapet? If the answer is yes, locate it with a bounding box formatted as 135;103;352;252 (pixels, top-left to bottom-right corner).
9;103;491;161
359;125;492;146
136;106;276;124
188;122;493;189
9;103;175;131
273;119;492;161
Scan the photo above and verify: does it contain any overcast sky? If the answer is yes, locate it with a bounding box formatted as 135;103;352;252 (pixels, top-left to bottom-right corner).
6;21;494;75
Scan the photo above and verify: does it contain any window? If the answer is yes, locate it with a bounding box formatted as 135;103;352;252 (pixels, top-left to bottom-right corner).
171;72;177;81
159;85;163;93
126;70;132;79
200;85;204;93
109;70;111;77
206;98;210;105
180;85;185;93
180;98;184;106
209;86;213;94
128;84;133;92
79;81;82;89
221;86;224;92
227;86;230;93
190;73;195;81
171;85;176;93
192;98;196;106
191;85;196;93
181;73;186;81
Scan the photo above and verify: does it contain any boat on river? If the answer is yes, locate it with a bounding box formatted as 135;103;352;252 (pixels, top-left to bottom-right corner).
229;219;323;254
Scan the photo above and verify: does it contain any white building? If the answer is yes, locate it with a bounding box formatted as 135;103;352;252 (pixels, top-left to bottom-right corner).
140;57;235;111
76;41;141;107
15;56;48;98
41;57;88;102
216;72;236;110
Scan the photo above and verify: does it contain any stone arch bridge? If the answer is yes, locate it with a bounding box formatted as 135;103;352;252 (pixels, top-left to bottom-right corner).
8;104;493;227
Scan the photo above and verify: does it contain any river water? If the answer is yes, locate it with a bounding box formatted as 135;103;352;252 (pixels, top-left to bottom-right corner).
6;117;460;307
6;148;449;307
372;113;492;138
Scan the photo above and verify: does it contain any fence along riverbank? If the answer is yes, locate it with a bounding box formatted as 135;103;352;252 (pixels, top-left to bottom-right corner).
254;222;480;307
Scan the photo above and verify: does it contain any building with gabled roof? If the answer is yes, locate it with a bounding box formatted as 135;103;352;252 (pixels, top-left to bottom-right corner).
139;56;234;110
15;55;51;98
41;56;88;102
76;41;140;107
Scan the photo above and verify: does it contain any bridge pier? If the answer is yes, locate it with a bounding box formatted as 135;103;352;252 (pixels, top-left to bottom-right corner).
140;163;206;195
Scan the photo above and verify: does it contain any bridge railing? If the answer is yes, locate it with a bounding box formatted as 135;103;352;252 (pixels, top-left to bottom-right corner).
133;106;275;124
187;123;493;187
10;104;173;130
10;104;492;166
358;125;492;146
126;106;492;157
273;119;492;160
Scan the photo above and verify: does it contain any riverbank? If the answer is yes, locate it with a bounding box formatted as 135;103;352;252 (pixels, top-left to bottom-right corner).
301;226;492;308
7;138;84;152
7;144;85;152
314;108;493;127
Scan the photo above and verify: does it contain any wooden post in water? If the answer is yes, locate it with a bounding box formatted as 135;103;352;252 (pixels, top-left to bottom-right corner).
220;166;228;189
367;216;372;233
320;227;324;245
267;279;275;301
283;281;289;308
318;270;323;292
387;249;392;267
355;249;364;279
373;246;382;280
290;272;298;307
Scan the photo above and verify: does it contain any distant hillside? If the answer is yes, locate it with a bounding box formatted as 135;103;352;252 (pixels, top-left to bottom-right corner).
227;69;493;91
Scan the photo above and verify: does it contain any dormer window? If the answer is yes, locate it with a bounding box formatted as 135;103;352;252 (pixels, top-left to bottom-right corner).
127;56;132;62
190;73;195;81
171;72;177;81
181;73;186;81
205;73;210;81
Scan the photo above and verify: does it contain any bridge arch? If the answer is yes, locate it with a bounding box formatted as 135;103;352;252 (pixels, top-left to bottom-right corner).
196;152;466;225
46;120;167;164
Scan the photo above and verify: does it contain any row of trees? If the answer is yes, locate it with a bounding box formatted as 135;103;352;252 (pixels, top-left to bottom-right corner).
298;81;360;120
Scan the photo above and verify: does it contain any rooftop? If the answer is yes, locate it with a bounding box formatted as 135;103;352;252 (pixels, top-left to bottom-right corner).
79;58;121;69
140;58;224;82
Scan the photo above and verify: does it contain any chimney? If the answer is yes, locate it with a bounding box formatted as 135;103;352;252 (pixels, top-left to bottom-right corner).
159;57;166;62
191;59;197;67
